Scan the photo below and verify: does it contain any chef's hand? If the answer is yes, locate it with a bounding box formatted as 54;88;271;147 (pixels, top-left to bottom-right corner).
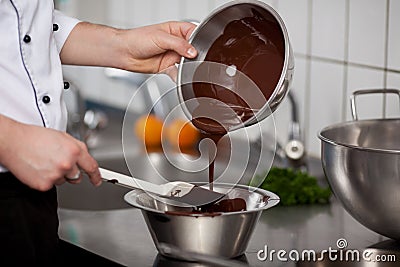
117;21;197;74
61;21;197;75
0;115;102;191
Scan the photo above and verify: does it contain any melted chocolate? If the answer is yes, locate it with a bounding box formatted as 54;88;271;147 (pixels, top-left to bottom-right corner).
165;210;222;217
201;198;247;213
165;198;247;216
176;10;284;213
203;132;225;191
182;13;284;134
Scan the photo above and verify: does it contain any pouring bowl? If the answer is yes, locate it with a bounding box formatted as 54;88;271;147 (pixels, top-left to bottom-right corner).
177;0;294;133
124;183;279;259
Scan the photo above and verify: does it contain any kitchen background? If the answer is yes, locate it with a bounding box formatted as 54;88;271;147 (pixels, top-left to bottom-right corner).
56;0;400;158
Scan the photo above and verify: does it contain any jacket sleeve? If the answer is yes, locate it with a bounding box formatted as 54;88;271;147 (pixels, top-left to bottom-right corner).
52;10;81;53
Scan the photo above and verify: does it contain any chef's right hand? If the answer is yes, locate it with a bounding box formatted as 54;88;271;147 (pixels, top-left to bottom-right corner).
0;115;102;191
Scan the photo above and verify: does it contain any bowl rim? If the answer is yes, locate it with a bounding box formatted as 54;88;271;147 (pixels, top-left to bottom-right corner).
318;118;400;155
124;183;280;217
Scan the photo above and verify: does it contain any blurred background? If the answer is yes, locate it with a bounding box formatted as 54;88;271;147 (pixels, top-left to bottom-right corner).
55;0;400;158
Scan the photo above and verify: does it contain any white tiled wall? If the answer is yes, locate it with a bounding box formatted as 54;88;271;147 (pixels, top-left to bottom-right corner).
309;61;344;151
57;0;400;158
388;0;400;70
311;0;347;61
348;0;387;68
278;0;309;55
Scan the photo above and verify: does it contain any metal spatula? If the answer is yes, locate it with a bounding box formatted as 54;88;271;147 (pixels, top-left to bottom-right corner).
99;168;225;207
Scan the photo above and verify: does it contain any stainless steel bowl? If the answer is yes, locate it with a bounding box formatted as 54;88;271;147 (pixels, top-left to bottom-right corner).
177;0;294;131
319;89;400;240
319;119;400;240
124;184;279;259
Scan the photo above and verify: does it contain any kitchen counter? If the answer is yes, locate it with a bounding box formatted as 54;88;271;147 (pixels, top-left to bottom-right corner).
58;197;394;267
58;105;398;266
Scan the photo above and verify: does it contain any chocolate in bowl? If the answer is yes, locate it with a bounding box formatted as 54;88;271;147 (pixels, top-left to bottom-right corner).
124;184;279;258
177;0;294;134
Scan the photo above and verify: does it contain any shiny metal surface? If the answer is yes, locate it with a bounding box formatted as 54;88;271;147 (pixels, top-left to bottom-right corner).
124;184;279;259
319;118;400;240
157;243;248;267
177;0;294;131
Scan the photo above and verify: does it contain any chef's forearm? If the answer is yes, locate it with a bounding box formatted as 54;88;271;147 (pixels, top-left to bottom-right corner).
60;22;127;70
60;21;196;75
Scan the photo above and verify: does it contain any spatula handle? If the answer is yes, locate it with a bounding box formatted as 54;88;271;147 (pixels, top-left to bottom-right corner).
99;168;164;195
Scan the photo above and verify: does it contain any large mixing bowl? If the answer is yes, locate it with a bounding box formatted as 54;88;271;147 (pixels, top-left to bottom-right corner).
124;184;279;259
319;89;400;240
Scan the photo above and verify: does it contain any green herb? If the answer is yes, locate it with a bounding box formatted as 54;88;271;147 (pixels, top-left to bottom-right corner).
250;167;332;206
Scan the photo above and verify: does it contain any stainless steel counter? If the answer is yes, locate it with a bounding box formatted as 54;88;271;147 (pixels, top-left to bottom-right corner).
58;197;394;267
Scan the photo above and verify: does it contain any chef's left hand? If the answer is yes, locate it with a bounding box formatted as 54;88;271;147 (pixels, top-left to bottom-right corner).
61;21;197;75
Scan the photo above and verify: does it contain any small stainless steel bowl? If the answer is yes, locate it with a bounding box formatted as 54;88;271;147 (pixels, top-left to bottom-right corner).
124;184;279;259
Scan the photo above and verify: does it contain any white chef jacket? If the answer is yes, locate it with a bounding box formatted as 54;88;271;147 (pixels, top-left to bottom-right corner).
0;0;80;172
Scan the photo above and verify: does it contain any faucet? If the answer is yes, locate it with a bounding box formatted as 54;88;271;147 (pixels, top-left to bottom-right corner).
284;90;306;169
275;90;307;171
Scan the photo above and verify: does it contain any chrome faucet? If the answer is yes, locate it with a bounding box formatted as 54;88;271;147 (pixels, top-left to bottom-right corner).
283;90;306;170
255;90;307;171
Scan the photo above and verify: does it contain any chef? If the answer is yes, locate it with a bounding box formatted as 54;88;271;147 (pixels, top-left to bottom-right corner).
0;0;197;265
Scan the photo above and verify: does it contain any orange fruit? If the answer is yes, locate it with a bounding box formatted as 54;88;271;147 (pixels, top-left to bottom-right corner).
167;119;200;148
134;114;163;147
